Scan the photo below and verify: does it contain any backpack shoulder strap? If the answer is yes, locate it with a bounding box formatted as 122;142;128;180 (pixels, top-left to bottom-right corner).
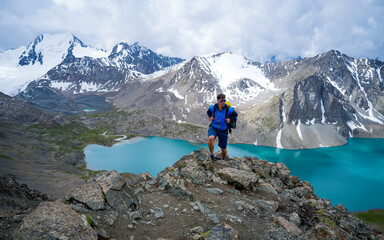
226;107;229;119
212;104;219;118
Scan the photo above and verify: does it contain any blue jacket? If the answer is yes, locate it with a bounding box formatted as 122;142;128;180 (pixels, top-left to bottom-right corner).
207;103;237;131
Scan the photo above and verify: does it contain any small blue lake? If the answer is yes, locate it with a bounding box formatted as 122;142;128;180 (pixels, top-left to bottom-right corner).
84;137;384;211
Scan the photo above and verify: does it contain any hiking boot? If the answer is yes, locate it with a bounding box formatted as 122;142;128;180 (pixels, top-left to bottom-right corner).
210;154;215;161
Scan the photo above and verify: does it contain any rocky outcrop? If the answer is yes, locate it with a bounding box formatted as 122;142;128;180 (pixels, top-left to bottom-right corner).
65;170;139;211
0;173;50;239
12;201;97;240
10;148;383;239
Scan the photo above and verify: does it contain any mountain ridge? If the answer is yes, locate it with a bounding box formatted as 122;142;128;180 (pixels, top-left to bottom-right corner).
1;33;383;149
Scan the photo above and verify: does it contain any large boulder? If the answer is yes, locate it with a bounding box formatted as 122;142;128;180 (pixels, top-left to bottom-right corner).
95;171;138;210
12;201;97;240
216;167;259;189
67;181;105;211
66;171;139;211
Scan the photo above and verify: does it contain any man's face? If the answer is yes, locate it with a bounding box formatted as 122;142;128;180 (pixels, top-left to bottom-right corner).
218;98;226;108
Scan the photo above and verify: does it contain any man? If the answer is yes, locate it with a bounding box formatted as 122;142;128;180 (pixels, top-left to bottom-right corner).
207;93;238;161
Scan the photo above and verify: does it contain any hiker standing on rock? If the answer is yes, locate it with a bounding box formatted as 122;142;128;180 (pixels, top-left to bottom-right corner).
207;93;238;161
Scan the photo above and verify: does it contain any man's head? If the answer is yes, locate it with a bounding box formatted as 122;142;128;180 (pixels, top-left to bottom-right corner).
217;93;226;108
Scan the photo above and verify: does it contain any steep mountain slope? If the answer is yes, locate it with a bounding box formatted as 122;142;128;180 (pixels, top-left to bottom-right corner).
245;50;384;148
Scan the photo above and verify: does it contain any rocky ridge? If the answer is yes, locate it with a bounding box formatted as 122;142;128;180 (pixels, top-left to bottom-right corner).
11;148;383;239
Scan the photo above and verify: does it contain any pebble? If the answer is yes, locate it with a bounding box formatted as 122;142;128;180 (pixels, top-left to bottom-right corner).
163;204;169;208
182;209;187;213
128;224;134;229
154;207;164;218
208;213;219;224
190;226;204;233
204;188;224;194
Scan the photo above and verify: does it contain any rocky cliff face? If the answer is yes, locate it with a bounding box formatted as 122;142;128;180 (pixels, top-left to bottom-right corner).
9;149;383;239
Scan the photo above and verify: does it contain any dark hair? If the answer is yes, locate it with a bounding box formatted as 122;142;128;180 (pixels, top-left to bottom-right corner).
217;93;226;100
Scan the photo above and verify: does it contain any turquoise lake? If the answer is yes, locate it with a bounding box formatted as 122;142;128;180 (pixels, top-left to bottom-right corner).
84;137;384;211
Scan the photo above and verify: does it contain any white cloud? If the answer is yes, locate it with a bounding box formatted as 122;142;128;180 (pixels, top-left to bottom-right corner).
0;0;383;61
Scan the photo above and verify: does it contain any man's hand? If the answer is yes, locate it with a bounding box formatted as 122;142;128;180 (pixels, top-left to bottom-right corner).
210;117;215;122
225;118;230;123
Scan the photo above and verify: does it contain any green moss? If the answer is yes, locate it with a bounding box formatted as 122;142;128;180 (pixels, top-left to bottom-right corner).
82;214;94;227
200;230;211;238
354;209;384;231
315;209;336;227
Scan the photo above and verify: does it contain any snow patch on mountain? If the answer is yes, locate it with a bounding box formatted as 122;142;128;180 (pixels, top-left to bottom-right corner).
199;53;275;90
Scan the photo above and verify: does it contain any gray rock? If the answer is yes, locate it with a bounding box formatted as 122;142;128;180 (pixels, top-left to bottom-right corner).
207;223;239;240
194;148;213;168
254;200;279;215
67;181;105;210
208;213;219;224
96;171;139;210
180;159;207;185
272;216;303;236
204;188;224;194
154;207;164;218
289;212;301;226
130;211;141;220
12;201;97;240
104;210;118;226
276;162;291;180
190;226;204;233
216;167;259;189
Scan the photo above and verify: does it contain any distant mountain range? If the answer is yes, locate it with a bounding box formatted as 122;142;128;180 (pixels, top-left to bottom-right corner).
1;33;383;149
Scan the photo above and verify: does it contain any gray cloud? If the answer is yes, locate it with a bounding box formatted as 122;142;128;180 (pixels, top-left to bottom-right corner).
1;0;383;61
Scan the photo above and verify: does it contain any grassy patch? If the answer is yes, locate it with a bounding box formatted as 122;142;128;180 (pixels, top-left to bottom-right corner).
28;121;116;152
354;209;384;231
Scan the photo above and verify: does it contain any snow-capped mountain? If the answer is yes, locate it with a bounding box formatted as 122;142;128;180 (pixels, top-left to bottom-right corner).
0;33;108;96
145;52;278;106
112;50;384;148
10;33;184;114
0;33;184;97
109;42;183;74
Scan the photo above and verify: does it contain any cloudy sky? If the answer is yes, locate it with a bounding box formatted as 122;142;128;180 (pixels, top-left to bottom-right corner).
1;0;384;61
